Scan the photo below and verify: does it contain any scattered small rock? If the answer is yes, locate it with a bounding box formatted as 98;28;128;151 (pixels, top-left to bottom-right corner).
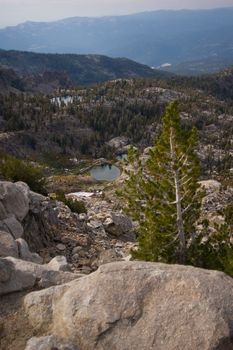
56;243;66;251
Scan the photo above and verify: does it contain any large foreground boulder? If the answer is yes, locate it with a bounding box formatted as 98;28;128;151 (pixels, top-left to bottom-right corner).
24;261;233;350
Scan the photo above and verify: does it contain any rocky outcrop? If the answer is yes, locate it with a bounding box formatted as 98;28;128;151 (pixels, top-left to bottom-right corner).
0;180;135;275
22;193;59;252
200;179;233;213
70;191;135;239
0;180;73;253
0;181;78;264
0;256;82;296
0;181;48;262
62;191;136;271
107;136;129;152
24;261;233;350
200;179;221;193
199;179;233;227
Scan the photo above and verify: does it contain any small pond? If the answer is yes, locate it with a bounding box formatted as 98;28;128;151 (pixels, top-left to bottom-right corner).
90;164;121;181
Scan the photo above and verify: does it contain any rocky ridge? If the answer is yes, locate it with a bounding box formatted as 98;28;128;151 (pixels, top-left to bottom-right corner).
0;179;135;348
0;180;135;286
1;178;233;349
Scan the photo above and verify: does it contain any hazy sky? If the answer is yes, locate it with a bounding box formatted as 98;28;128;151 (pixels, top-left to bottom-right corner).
1;0;233;28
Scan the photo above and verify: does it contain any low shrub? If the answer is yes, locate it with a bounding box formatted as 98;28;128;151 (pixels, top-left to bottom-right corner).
0;152;47;195
55;190;87;214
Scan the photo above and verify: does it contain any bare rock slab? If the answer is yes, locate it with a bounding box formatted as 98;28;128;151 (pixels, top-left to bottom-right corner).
24;261;233;350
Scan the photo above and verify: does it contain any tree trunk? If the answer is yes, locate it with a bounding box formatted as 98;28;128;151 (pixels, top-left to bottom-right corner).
174;169;186;264
170;128;186;264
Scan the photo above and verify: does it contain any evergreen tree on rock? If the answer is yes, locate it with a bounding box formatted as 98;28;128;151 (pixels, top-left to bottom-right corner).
122;101;203;264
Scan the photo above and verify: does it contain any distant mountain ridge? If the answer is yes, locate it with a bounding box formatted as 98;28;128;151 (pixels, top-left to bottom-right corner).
0;8;233;74
0;49;166;93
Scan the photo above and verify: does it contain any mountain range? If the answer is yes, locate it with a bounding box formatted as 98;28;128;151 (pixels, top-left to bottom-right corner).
0;8;233;75
0;50;166;93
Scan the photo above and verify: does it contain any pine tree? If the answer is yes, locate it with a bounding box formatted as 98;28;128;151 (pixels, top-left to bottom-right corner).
121;101;203;264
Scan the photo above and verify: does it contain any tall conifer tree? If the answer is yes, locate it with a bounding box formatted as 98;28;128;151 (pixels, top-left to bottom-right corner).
122;101;203;264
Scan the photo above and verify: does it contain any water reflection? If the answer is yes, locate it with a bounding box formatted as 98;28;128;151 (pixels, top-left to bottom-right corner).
90;164;121;181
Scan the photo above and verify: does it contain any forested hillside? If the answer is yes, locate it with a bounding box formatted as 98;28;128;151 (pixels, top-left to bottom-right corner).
0;69;232;178
164;66;233;100
0;50;165;92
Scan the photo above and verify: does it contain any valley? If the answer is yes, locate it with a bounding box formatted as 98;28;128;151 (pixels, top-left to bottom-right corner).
0;11;233;346
0;65;233;181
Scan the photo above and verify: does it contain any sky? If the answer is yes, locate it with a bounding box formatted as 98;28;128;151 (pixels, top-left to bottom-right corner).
1;0;233;28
